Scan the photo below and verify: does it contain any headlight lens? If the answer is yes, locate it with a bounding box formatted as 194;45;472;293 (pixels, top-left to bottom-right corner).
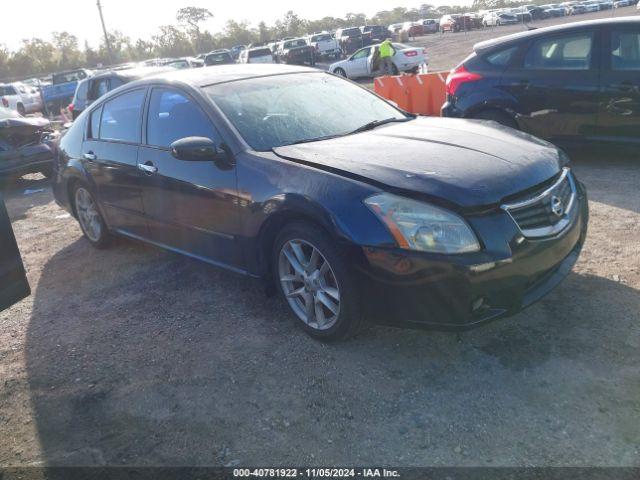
364;193;480;254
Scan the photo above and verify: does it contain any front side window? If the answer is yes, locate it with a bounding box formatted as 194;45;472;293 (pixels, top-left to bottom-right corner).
146;88;217;148
610;30;640;70
206;72;407;151
352;48;371;60
524;32;593;70
99;89;145;143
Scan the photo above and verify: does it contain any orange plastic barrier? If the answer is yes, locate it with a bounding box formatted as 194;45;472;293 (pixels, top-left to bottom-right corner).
373;72;447;117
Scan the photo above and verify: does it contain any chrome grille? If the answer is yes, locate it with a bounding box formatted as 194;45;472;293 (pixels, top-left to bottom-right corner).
502;168;577;238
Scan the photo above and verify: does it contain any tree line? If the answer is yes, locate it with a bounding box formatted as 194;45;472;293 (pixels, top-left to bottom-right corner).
1;2;526;80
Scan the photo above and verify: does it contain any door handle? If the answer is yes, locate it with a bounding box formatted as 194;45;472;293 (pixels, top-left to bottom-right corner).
83;152;97;161
138;162;158;175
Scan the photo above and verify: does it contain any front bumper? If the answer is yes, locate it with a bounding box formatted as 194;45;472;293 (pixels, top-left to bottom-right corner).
356;181;589;330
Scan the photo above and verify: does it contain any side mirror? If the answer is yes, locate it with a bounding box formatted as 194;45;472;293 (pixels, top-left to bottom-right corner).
170;137;220;162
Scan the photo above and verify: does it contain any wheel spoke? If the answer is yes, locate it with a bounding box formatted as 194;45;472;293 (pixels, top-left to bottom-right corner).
322;286;340;302
290;241;308;267
314;296;327;326
282;246;305;277
317;291;339;315
286;286;306;299
303;292;315;323
280;274;300;283
307;248;320;273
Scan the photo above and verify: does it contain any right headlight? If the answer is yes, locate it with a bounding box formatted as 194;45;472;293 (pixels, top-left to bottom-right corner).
364;193;480;254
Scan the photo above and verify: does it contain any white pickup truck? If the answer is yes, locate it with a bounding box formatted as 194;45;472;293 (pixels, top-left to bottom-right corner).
0;82;42;115
307;32;341;60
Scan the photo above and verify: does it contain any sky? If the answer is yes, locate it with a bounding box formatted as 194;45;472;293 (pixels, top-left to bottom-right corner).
2;0;473;51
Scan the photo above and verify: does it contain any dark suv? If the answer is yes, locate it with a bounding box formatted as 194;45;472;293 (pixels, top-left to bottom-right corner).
442;17;640;148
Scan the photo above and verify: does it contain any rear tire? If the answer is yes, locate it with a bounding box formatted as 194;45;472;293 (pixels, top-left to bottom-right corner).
17;103;25;116
471;109;518;129
72;184;111;248
273;222;363;341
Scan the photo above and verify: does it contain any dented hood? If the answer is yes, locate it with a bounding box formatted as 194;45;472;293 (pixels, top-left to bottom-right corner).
273;117;563;208
0;116;50;138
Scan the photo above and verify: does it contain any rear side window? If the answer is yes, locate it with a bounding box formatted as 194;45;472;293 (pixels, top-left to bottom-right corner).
485;46;518;67
524;32;593;70
146;88;217;148
0;86;17;95
610;30;640;70
99;89;145;143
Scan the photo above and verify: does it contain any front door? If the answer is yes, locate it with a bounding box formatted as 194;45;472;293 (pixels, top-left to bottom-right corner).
501;28;601;144
81;88;148;237
596;24;640;145
137;86;243;269
347;47;372;78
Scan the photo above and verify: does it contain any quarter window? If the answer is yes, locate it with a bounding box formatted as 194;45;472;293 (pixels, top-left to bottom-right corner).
524;32;593;70
610;30;640;71
486;46;518;67
146;88;217;148
89;106;102;139
99;89;145;143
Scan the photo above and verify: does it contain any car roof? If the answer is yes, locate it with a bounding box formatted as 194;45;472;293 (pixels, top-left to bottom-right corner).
474;16;640;52
135;64;318;88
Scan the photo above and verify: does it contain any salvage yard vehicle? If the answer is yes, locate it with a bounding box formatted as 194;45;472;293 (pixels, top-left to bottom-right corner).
42;68;92;114
540;4;567;16
53;64;588;339
0;82;43;115
420;18;440;34
276;38;316;65
361;25;389;42
307;32;341;60
440;14;474;33
335;27;372;55
238;47;275;64
204;50;235;66
442;17;640;148
483;12;519;26
329;43;427;78
69;67;172;119
0;106;55;180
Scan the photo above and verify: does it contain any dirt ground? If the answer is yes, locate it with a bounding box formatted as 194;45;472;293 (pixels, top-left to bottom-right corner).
1;8;640;468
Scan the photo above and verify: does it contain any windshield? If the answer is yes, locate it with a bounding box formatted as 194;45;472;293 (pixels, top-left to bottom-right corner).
342;28;361;37
206;72;407;151
249;48;272;58
284;39;307;48
311;34;331;42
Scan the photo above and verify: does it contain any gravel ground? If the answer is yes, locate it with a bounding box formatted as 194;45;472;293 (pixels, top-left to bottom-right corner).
1;9;640;467
1;154;638;467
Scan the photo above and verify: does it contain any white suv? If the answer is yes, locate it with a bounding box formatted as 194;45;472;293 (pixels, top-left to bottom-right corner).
0;82;42;115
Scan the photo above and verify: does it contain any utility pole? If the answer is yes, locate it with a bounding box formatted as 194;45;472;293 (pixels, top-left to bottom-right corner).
96;0;114;65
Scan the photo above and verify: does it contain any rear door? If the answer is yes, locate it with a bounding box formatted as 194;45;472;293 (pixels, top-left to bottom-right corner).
137;86;243;268
81;88;148;237
0;193;30;312
596;23;640;145
501;27;601;144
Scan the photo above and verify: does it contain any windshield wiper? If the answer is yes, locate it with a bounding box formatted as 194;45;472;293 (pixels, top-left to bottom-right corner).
282;133;345;147
349;116;413;135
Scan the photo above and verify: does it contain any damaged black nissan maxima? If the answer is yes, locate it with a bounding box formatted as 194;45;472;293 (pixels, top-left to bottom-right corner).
53;65;588;340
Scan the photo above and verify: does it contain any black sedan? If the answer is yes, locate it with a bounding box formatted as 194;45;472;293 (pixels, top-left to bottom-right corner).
53;65;588;340
0;107;56;181
442;17;640;148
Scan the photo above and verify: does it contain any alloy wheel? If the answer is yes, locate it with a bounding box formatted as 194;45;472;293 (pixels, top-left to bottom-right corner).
75;187;102;242
278;239;341;331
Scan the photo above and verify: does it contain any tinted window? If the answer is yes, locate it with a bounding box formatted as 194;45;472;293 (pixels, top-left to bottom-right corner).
147;88;217;148
75;81;88;101
352;48;371;60
89;106;102;139
99;89;145;143
0;86;17;95
486;46;518;67
524;32;593;70
249;48;272;58
611;30;640;70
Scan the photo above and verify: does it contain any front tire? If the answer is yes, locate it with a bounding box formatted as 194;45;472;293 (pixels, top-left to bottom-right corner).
73;184;111;248
273;222;363;340
334;67;347;78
